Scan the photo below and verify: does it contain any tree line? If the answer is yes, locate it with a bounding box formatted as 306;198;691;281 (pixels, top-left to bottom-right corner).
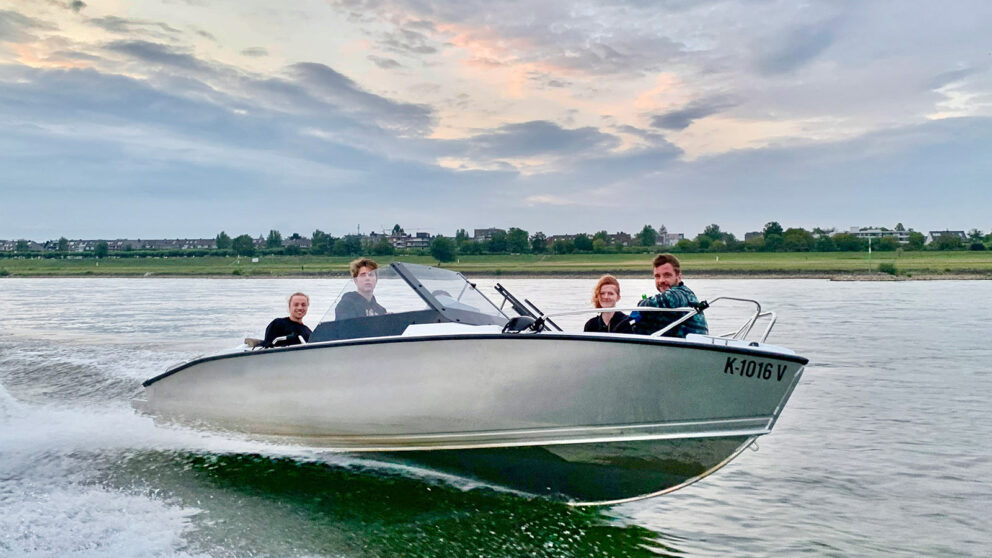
428;223;987;261
6;223;989;262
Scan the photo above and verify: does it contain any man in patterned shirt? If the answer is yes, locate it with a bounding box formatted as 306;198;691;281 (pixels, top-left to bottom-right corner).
632;253;708;337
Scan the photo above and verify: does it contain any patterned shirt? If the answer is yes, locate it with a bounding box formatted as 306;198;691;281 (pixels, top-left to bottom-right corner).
632;282;709;337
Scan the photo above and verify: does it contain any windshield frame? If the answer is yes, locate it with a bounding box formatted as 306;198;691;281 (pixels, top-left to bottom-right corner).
316;261;509;329
391;262;509;325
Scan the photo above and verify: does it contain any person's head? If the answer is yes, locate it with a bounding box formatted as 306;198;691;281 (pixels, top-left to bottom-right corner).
287;292;309;323
349;257;379;297
652;253;683;293
592;274;621;309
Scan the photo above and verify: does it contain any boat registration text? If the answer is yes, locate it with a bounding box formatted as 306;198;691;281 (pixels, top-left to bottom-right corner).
723;357;789;382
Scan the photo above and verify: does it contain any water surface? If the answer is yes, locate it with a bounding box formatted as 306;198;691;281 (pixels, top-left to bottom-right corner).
1;277;989;556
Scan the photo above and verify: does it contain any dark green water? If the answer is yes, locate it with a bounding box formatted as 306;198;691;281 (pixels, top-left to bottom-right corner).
100;451;676;557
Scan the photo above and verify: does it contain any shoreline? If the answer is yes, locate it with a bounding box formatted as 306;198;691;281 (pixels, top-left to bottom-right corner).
5;252;991;280
2;271;990;280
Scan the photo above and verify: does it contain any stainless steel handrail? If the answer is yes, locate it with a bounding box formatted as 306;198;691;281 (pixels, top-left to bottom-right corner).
539;306;686;318
758;312;777;343
538;295;776;342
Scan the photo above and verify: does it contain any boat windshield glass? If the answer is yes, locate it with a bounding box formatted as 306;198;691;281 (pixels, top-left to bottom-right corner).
320;264;429;322
399;263;507;320
318;262;507;324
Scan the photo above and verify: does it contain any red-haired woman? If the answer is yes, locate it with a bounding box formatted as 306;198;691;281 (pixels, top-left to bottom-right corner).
583;274;633;333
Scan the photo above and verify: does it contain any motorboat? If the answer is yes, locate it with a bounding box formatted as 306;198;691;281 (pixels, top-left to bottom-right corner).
136;262;808;505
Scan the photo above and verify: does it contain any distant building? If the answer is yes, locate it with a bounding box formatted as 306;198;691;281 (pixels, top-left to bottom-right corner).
391;232;432;249
926;230;967;245
543;232;634;247
130;238;215;250
608;232;632;247
473;228;505;242
744;232;763;242
849;227;911;244
658;233;684;247
53;238;217;251
283;235;311;249
369;231;432;249
0;240;43;252
404;232;432;249
545;234;576;245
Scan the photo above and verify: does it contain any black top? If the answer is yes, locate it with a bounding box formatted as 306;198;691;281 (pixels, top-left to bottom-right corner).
335;291;387;320
583;311;633;333
263;317;312;348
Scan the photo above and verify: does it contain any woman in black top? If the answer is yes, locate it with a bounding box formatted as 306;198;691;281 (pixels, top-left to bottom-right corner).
583;274;633;333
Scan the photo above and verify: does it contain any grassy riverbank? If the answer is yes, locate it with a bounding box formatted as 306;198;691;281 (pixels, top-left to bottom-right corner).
2;251;992;278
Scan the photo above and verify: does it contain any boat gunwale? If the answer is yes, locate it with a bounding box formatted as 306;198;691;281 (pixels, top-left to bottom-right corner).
142;331;810;388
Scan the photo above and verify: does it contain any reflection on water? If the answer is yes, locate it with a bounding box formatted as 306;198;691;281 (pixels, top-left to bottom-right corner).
2;277;991;556
99;451;679;558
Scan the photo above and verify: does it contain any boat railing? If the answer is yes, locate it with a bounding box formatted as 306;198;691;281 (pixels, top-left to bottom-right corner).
536;296;778;343
704;296;777;343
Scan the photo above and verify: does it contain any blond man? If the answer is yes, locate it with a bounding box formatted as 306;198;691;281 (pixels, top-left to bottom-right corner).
262;292;312;347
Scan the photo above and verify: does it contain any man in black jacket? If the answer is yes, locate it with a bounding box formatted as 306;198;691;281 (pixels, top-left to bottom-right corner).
335;258;387;320
262;292;312;347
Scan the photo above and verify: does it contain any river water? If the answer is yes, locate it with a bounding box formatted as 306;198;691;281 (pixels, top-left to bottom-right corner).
1;277;989;557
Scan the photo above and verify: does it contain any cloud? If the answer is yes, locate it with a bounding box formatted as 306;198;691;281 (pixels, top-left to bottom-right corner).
95;40;434;139
450;120;621;160
753;20;839;75
104;40;210;73
46;49;102;63
0;10;56;43
380;25;438;55
614;124;670;147
0;65;414;192
331;0;688;77
288;62;435;135
0;68;508;238
926;67;978;90
619;115;992;230
368;54;402;69
2;58;991;239
44;0;86;12
240;47;268;57
89;16;181;40
650;97;738;130
524;194;583;207
3;0;992;239
192;28;215;41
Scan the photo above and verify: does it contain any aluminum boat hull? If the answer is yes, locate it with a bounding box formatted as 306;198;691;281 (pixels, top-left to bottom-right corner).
139;332;806;504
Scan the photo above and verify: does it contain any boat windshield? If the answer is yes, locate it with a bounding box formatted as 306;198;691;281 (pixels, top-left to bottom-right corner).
396;262;507;321
318;262;507;324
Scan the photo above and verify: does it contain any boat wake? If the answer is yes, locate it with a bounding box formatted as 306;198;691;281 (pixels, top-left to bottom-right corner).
1;381;675;557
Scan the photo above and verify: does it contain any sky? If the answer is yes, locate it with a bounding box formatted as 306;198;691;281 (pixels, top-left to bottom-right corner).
1;0;990;240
